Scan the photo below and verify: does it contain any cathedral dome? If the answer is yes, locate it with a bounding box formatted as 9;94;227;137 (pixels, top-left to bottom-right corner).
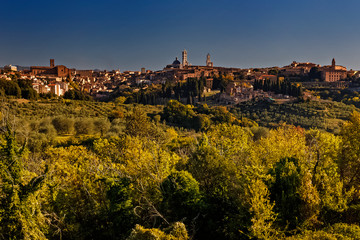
172;57;181;65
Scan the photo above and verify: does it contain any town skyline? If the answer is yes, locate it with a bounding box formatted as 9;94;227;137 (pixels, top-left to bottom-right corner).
2;0;360;70
1;51;352;100
0;53;356;72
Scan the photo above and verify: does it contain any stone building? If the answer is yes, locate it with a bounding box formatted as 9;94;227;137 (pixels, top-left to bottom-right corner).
280;61;320;76
320;58;347;82
74;70;94;78
30;59;71;78
3;65;17;71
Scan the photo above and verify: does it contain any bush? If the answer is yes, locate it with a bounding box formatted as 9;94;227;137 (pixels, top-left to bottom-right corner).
107;119;125;137
161;171;202;222
124;107;152;137
193;114;211;131
162;100;196;128
93;118;111;136
74;118;94;135
0;79;21;97
128;222;189;240
251;126;270;141
52;116;74;134
39;119;57;137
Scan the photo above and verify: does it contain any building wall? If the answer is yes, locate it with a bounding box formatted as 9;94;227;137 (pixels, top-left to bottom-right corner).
206;78;213;89
321;70;347;82
56;65;71;77
30;65;71;77
75;70;93;78
320;59;347;82
4;65;17;71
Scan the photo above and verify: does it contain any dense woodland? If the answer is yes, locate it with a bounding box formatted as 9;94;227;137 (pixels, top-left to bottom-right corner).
2;96;360;239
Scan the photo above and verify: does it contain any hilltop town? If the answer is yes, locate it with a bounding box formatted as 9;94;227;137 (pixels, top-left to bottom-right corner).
1;50;359;106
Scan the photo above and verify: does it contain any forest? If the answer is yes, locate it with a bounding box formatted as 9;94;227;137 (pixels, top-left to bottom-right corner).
2;97;360;240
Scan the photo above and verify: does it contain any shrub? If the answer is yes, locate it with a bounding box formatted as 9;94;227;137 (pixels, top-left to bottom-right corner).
74;118;94;135
52;116;74;134
93;118;111;136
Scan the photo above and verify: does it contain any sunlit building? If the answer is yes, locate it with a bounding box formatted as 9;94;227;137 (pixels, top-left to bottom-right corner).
320;58;347;82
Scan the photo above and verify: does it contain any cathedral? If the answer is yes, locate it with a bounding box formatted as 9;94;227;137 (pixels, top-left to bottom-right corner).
164;50;213;69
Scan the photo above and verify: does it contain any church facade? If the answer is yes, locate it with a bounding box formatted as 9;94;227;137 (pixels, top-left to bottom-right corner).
321;58;347;82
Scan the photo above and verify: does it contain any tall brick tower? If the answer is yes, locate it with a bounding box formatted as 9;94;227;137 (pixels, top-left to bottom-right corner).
206;53;213;67
182;50;188;67
50;59;55;67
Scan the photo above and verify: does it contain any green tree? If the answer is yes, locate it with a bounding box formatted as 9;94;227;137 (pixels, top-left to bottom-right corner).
193;114;211;131
128;222;188;240
115;96;127;105
309;67;321;80
268;156;321;230
94;118;111;136
162;100;196;128
187;128;252;239
305;129;348;214
160;171;202;223
125;107;152;137
52;116;74;134
247;179;278;240
251;126;270;141
0;124;48;239
95;177;136;240
43;145;117;239
74;118;94;135
339;111;360;190
269;157;302;229
0;79;21;97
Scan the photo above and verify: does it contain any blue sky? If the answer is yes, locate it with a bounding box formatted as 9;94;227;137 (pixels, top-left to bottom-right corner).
1;0;360;71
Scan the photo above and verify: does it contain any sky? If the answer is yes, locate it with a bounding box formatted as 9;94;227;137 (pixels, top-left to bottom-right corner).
1;0;360;71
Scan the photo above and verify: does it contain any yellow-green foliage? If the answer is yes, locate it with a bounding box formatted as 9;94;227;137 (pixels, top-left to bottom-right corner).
247;179;278;240
287;223;360;239
2;102;360;239
0;125;48;239
340;111;360;190
128;222;188;240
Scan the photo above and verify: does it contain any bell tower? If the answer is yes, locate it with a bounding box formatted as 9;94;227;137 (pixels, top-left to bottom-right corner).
206;53;213;67
182;49;188;67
